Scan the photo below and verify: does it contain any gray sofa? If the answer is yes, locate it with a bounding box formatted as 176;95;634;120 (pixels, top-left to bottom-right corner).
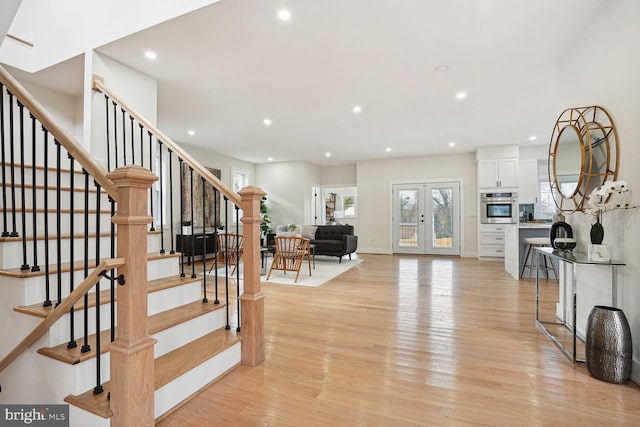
310;225;358;262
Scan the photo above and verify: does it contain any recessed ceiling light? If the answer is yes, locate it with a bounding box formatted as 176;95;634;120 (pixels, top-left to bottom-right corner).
455;91;467;100
277;9;291;21
529;135;537;141
325;152;331;157
268;157;273;162
144;50;157;60
448;141;456;147
352;105;362;114
385;148;392;152
434;65;449;74
187;130;195;136
263;118;272;126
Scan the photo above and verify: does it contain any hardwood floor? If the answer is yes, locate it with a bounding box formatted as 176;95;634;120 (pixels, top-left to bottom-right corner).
158;254;640;426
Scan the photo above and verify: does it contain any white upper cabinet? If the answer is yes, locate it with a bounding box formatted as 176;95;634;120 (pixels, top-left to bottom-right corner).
518;159;539;204
478;159;518;189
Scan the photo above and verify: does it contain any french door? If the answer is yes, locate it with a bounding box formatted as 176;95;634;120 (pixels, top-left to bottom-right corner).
392;182;460;255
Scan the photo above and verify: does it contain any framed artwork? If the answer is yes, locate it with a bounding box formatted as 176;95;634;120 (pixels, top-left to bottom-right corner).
181;164;221;229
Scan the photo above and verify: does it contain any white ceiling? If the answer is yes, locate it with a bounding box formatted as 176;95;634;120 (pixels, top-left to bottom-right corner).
15;0;607;166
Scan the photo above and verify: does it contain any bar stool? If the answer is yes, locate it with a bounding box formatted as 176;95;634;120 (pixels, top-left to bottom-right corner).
520;237;557;280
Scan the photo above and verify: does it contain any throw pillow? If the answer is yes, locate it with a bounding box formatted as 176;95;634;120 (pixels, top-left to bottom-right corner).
300;225;318;240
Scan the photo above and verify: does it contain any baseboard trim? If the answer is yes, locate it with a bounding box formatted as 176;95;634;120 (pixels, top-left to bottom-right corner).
632;358;640;386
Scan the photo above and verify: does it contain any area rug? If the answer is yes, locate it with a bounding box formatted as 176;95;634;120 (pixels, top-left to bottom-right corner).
263;256;363;287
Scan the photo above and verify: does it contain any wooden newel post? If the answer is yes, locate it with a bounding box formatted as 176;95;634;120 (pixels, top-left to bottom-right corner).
238;186;266;366
107;166;158;426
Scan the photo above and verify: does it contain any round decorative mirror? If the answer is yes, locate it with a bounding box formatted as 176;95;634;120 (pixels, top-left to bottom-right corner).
548;106;619;213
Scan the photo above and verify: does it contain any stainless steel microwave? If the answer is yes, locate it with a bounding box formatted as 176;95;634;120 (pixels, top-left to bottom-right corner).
480;192;517;224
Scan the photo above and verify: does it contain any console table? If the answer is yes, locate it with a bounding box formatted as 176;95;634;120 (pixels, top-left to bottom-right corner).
534;247;624;363
176;232;217;265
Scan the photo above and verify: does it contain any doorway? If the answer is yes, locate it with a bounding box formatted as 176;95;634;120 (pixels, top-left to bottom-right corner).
392;182;461;255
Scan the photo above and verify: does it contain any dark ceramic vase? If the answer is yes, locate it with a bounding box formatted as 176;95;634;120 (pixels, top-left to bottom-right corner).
586;306;632;384
590;218;604;244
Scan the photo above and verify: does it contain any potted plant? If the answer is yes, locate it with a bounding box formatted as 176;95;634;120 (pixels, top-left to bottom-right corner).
260;196;273;244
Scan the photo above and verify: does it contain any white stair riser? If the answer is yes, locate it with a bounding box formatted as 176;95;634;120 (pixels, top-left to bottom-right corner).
147;281;202;315
0;187;105;212
0;211;114;239
1;165;99;190
46;303;114;348
0;235;114;270
4;256;180;306
153;308;227;358
155;343;241;419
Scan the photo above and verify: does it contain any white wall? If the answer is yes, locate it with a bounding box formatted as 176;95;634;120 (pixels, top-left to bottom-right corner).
89;52;157;164
555;0;640;383
0;0;220;72
256;161;319;228
320;165;357;186
356;152;477;255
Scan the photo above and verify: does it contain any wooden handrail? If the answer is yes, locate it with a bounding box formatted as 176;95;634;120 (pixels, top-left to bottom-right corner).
0;65;118;199
6;33;34;47
0;258;125;374
92;77;242;207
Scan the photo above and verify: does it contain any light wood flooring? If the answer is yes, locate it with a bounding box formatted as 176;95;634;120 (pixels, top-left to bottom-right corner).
158;254;640;426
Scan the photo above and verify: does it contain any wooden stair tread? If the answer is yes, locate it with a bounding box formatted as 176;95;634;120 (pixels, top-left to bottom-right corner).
15;274;202;318
37;299;226;364
64;328;241;419
0;252;180;278
0;229;161;243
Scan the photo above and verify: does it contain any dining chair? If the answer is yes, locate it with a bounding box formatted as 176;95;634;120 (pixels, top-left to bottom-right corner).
209;233;243;275
267;236;311;283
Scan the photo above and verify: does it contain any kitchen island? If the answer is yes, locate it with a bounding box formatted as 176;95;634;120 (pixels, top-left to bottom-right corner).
504;222;553;279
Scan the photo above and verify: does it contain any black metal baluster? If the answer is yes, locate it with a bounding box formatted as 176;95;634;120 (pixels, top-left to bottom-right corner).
201;177;208;303
104;95;110;172
55;140;62;306
1;83;8;237
178;158;185;277
158;141;165;254
93;181;103;395
148;132;155;231
81;170;91;354
139;124;144;168
224;197;230;330
129;115;134;164
67;154;77;349
189;167;195;278
8;90;18;237
213;188;219;304
235;205;241;332
168;149;175;254
112;101;119;169
17;101;28;270
121;108;127;165
30;114;39;272
42;128;51;307
109;196;116;342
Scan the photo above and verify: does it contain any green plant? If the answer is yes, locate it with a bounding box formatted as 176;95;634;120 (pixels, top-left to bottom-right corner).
260;196;272;235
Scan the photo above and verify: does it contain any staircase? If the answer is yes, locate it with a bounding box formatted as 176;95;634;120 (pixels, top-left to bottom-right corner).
0;64;265;426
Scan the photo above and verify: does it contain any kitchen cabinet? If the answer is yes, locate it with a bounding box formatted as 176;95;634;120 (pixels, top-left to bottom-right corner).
478;224;506;258
518;159;539;204
478;159;518;189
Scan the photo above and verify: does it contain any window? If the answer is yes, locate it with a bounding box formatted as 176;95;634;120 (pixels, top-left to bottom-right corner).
231;168;249;223
342;195;356;218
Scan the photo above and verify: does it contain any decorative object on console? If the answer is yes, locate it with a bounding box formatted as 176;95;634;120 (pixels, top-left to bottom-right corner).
586;305;632;384
549;221;573;250
553;238;576;252
585;180;637;244
585;180;637;261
